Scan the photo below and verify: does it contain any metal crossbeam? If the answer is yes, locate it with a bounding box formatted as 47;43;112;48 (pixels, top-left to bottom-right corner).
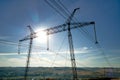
44;22;95;35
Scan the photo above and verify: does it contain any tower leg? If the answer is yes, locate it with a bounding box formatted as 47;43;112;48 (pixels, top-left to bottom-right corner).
68;23;78;80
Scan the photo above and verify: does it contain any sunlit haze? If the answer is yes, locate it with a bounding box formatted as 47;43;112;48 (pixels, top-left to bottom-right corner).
34;28;47;44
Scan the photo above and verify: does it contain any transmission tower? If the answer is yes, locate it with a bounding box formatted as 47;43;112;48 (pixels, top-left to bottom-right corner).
18;8;98;80
44;8;97;80
18;25;37;80
66;8;79;80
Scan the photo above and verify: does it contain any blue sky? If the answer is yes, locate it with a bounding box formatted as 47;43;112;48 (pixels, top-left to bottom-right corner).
0;0;120;67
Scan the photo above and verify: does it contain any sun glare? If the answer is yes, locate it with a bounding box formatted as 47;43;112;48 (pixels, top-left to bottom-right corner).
34;28;47;44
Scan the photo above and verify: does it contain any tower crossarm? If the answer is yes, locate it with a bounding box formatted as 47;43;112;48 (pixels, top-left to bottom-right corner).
44;21;95;35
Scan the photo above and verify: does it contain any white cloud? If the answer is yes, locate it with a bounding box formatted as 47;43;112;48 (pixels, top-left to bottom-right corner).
0;53;20;56
57;47;95;54
0;47;98;67
0;47;90;67
0;52;70;67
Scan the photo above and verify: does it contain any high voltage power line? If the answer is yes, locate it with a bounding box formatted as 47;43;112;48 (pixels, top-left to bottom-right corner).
0;0;114;78
44;0;113;68
18;6;99;79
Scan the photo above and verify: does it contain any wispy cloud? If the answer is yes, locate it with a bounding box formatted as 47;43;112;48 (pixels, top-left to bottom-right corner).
54;46;96;54
0;36;9;39
1;47;119;67
0;54;71;67
0;46;96;67
0;53;19;55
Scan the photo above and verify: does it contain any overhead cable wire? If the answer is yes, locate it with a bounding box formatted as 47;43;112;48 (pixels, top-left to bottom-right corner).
33;51;63;67
58;0;71;14
96;44;113;67
44;0;66;19
50;33;67;67
50;0;70;17
0;39;18;45
41;47;104;76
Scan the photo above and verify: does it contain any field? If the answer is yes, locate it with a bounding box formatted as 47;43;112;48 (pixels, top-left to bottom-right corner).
0;67;120;80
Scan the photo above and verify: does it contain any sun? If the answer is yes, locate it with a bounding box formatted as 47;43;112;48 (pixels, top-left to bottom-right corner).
34;28;47;44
